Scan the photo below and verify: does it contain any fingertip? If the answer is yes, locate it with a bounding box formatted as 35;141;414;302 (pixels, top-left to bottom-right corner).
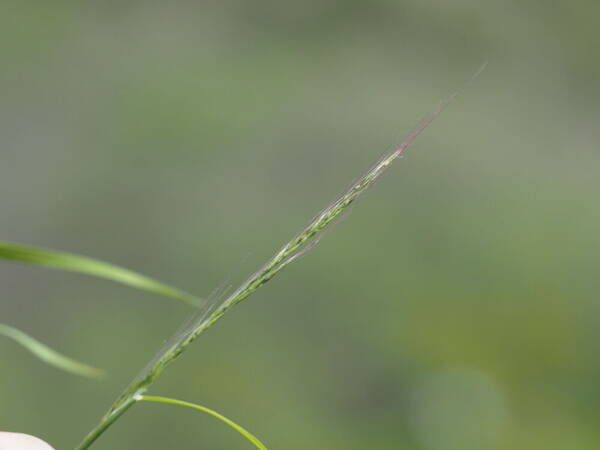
0;432;55;450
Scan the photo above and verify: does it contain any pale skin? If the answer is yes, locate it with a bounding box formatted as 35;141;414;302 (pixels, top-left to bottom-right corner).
0;433;54;450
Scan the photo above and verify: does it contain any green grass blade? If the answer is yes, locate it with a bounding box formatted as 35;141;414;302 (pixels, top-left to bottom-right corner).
136;395;267;450
0;323;105;379
0;241;200;306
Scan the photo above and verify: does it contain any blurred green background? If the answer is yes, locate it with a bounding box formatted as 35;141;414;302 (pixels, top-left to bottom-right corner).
1;1;599;449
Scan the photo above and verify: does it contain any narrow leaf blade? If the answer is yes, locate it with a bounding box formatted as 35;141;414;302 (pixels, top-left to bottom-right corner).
0;323;105;378
137;395;267;450
0;241;200;306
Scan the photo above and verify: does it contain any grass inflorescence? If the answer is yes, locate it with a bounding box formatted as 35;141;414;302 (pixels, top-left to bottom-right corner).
75;96;454;450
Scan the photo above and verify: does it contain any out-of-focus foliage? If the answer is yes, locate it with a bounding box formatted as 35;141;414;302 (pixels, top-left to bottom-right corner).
0;323;104;378
0;241;199;306
1;1;598;449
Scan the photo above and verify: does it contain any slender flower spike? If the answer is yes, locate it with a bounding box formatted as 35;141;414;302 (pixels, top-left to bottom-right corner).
76;91;460;450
